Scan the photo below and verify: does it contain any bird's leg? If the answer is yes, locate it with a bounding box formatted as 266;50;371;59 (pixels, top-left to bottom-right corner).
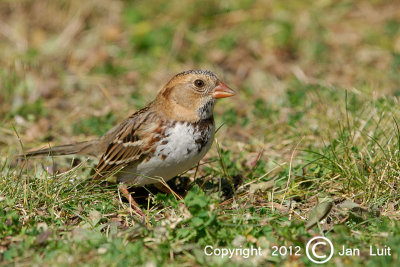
119;185;145;217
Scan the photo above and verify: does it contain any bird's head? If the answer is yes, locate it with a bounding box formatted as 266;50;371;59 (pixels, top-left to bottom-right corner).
156;70;235;122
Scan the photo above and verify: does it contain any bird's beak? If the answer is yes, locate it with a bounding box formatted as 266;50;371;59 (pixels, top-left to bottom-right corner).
211;81;236;99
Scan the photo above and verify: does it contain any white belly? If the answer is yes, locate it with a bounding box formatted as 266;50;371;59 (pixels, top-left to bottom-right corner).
118;121;214;186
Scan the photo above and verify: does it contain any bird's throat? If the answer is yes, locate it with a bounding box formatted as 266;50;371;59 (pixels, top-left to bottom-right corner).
197;100;215;120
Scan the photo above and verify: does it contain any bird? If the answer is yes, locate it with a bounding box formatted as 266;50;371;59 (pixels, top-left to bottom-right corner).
20;70;235;216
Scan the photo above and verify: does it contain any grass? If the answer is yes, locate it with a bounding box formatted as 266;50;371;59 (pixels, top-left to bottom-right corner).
1;0;400;266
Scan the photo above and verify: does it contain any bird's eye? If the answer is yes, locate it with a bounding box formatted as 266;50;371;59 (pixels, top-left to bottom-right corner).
194;79;205;88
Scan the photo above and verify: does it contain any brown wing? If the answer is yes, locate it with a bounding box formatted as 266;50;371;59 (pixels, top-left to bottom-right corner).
93;109;160;180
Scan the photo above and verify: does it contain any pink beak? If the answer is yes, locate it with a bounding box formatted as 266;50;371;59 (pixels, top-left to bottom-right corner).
212;81;236;99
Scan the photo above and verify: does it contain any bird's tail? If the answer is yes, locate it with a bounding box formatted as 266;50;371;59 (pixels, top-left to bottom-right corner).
19;139;102;159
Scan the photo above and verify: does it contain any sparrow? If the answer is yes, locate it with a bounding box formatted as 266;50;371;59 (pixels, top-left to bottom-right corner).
21;70;235;216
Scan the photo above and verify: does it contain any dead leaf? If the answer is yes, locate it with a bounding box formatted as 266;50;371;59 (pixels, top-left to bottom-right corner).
245;150;264;168
109;221;119;238
88;210;102;227
337;200;360;210
72;227;87;242
306;201;333;229
35;230;52;245
249;180;274;196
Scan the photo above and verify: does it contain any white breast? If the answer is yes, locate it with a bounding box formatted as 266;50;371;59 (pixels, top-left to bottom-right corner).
119;121;214;186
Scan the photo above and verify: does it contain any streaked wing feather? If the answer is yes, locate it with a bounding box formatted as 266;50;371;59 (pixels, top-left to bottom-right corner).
93;109;158;180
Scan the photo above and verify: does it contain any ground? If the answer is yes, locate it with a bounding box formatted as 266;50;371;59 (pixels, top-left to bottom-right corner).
0;0;400;266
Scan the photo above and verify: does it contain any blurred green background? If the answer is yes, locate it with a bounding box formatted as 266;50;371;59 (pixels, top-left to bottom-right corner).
2;0;400;149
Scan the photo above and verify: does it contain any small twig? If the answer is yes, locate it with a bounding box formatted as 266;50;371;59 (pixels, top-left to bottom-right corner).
338;214;350;224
